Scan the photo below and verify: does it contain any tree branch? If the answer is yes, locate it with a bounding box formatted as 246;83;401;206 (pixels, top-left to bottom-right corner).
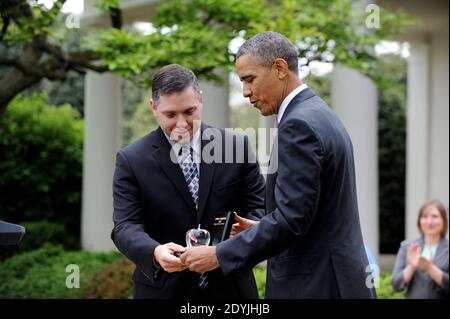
31;37;108;73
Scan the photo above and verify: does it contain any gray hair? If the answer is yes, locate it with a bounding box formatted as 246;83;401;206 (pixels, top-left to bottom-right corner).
237;32;299;74
152;64;202;106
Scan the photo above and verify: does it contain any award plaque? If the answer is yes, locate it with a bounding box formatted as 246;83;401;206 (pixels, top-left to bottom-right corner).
211;211;234;245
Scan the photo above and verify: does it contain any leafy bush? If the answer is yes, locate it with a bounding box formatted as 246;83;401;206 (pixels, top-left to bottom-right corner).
122;95;158;145
253;266;266;299
83;258;134;299
19;221;78;250
376;272;406;299
0;221;78;261
0;94;83;241
252;267;405;299
378;55;407;253
0;244;122;298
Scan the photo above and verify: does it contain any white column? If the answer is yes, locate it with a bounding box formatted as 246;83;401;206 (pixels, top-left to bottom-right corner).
405;41;430;240
429;32;449;210
406;33;450;240
331;65;379;257
81;72;122;251
200;70;229;128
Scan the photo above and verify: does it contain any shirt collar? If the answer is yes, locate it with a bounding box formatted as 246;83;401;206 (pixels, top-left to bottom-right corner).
277;83;308;125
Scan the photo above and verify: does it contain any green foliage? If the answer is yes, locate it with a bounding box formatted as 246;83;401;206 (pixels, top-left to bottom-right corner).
305;74;331;106
0;244;122;298
0;94;83;240
86;24;231;87
253;266;266;299
230;105;260;130
86;0;413;89
24;29;88;116
94;0;121;12
377;54;406;253
376;272;406;299
28;73;86;117
2;1;63;45
0;221;78;261
252;267;405;299
122;93;159;145
1;0;414;113
0;248;405;299
20;220;77;250
83;258;134;299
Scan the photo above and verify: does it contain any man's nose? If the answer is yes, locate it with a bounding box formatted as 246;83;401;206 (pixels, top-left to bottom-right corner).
243;86;251;98
176;116;188;127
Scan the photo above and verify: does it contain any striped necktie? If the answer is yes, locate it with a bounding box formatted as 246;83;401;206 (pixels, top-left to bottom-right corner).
180;144;199;209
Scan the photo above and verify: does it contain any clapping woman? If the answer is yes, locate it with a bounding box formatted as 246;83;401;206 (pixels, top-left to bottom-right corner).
391;199;449;298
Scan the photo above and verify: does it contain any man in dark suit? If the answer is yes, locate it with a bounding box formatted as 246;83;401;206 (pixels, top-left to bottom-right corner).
181;32;376;299
112;64;265;299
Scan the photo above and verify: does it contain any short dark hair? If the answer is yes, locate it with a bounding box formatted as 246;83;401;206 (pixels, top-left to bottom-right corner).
237;32;299;74
152;64;202;105
417;199;449;238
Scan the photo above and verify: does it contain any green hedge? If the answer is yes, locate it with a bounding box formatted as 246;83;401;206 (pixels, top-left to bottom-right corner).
253;266;266;299
253;267;405;299
0;94;83;241
83;258;134;299
0;221;78;261
377;272;406;299
0;244;122;298
0;247;405;299
378;55;407;254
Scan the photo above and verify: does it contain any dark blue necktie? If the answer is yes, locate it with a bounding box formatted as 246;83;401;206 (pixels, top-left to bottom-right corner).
199;273;208;289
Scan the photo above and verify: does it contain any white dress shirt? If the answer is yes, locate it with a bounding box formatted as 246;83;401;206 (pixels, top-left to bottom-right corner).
277;83;308;125
164;126;201;176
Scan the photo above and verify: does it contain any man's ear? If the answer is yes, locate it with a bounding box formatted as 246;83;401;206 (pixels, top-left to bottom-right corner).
150;99;157;112
273;58;289;79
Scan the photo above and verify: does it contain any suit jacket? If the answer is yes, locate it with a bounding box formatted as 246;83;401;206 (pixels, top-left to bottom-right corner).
217;88;375;298
112;123;265;299
392;237;449;299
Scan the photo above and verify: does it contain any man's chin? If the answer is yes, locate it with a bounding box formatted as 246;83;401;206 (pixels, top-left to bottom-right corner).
260;109;273;116
171;132;192;143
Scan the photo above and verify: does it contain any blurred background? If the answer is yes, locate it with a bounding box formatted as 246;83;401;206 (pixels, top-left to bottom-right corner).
0;0;448;298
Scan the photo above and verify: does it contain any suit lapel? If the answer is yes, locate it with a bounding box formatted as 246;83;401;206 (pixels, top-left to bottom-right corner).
264;88;315;211
153;127;197;214
280;88;316;126
196;124;217;224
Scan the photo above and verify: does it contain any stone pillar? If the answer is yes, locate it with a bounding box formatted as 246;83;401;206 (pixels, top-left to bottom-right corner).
200;70;229;128
331;65;379;257
406;34;449;240
405;41;430;240
428;32;449;215
81;72;122;251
